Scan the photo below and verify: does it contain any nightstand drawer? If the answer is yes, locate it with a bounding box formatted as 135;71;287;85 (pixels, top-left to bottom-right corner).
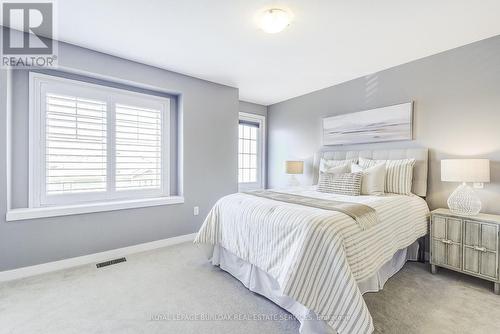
432;215;462;242
447;217;462;243
431;238;462;270
464;247;498;279
430;209;500;294
463;220;498;280
432;215;447;239
431;215;462;270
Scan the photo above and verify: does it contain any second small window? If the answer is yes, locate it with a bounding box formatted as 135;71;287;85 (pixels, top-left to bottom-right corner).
238;112;265;190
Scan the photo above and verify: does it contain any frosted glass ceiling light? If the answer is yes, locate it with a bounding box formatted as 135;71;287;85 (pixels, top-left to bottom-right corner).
258;8;292;34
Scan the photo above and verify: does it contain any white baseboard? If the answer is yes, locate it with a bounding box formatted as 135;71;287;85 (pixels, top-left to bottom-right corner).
0;233;197;282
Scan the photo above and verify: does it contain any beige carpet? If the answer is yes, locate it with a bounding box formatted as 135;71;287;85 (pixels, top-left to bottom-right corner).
1;242;499;334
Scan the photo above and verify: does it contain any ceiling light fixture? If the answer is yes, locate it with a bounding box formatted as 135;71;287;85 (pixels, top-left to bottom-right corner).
258;8;292;34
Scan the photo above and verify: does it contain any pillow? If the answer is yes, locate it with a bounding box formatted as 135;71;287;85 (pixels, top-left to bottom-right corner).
319;158;357;173
359;157;415;195
321;163;350;175
351;162;386;195
318;172;362;196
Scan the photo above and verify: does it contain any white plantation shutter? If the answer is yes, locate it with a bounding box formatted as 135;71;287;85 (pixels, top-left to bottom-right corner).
115;104;162;191
45;93;107;195
30;73;170;207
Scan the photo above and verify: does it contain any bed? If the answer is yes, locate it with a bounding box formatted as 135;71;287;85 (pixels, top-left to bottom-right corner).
195;148;430;334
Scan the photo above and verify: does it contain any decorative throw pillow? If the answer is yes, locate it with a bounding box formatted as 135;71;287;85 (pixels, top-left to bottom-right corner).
321;163;350;175
319;158;357;173
318;172;363;196
351;162;386;195
359;157;415;195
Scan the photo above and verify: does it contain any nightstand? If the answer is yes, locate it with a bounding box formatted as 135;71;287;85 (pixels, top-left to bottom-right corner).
430;208;500;294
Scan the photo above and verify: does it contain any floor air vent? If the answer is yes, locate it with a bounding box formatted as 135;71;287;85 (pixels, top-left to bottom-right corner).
96;257;126;268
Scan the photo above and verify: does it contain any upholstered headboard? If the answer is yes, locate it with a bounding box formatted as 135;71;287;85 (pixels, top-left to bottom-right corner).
313;148;429;197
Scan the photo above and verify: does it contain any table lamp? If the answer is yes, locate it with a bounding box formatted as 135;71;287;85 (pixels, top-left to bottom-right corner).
441;159;490;215
285;161;304;187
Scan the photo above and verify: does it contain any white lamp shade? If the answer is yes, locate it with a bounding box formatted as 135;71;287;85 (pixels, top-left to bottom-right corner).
441;159;490;183
285;161;304;174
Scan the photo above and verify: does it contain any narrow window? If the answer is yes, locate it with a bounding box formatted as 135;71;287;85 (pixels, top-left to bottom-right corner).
238;112;265;190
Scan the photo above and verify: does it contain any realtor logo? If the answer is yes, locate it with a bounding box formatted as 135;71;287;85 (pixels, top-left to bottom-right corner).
1;1;58;68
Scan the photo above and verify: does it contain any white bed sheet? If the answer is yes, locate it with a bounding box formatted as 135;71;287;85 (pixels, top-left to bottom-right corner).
211;241;419;334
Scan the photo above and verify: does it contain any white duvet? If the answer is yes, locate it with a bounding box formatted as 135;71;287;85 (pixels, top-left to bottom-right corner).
195;187;429;333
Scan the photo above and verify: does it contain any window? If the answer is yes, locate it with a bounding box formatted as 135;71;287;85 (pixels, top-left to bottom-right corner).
115;104;163;191
29;73;170;207
238;112;265;190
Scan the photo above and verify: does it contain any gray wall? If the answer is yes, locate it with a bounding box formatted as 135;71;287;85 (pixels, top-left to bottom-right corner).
268;35;500;214
239;100;268;117
0;39;239;271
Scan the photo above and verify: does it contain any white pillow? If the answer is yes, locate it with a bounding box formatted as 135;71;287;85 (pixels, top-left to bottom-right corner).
319;158;357;173
322;163;350;175
359;157;415;195
351;162;386;195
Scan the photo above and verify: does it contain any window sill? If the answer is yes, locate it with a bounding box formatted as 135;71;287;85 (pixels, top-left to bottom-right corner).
6;196;185;222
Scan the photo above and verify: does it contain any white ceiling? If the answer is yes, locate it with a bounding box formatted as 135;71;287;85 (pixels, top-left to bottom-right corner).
4;0;500;105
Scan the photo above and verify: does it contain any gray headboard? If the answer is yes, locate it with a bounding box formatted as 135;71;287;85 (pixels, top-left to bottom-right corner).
313;148;429;197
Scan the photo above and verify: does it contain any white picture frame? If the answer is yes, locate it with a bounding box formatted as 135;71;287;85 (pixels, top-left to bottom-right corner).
322;102;413;145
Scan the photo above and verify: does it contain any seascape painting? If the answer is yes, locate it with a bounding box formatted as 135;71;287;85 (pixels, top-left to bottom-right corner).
322;102;413;145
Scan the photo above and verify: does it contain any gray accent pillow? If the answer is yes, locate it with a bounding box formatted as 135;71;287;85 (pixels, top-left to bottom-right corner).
318;172;363;196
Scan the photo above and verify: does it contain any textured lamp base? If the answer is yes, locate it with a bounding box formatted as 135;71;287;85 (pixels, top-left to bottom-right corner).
447;183;481;215
288;175;300;187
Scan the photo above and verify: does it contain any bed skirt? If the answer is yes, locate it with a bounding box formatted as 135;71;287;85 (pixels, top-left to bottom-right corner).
209;241;419;334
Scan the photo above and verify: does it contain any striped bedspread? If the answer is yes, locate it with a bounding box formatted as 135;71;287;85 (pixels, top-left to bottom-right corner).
244;190;378;230
195;187;429;334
